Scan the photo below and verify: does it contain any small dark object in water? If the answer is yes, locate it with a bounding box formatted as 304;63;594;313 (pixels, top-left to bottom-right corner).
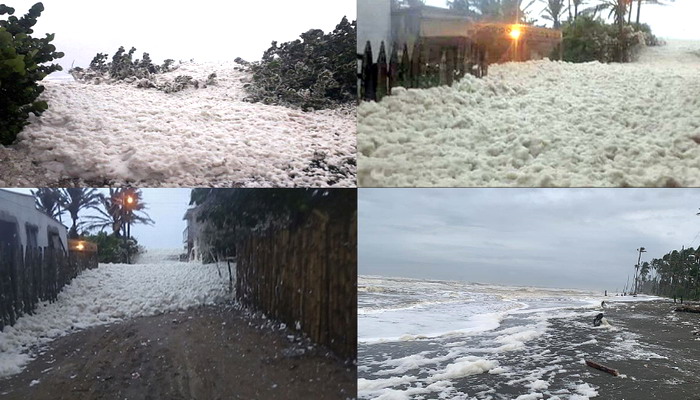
601;301;606;308
593;313;604;327
586;359;620;376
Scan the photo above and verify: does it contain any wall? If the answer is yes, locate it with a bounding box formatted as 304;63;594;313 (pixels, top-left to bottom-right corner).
235;210;357;361
0;190;68;252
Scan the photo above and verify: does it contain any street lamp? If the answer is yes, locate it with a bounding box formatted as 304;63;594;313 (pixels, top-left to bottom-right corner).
122;190;137;264
634;247;647;295
509;26;522;40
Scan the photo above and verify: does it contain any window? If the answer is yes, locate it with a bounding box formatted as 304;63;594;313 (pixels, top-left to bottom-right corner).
0;219;19;247
25;224;38;248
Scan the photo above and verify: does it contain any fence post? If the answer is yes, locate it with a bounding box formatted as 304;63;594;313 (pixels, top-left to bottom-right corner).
388;44;398;94
376;42;388;101
361;41;376;101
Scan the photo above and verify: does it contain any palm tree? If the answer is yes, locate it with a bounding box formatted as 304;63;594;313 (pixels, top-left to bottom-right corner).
635;0;674;25
541;0;566;28
84;188;154;237
448;0;537;22
60;188;103;238
571;0;586;19
31;188;63;220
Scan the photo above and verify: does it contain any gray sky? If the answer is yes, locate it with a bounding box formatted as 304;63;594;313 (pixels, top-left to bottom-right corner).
359;189;700;291
424;0;699;40
7;0;356;73
4;188;192;249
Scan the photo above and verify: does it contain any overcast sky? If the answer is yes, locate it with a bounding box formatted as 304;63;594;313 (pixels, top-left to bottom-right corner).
424;0;699;40
5;188;192;250
6;0;356;73
359;189;700;291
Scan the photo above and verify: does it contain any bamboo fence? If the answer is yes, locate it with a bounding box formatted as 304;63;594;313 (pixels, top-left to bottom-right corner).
0;244;97;331
235;210;357;361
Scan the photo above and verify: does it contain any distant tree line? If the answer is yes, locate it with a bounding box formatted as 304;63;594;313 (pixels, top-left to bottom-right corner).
637;247;700;301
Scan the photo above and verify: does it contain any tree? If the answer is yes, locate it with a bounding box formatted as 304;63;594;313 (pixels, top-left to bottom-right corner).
0;2;64;145
84;188;153;238
31;188;63;219
240;17;356;110
60;188;103;238
635;0;674;25
190;188;356;261
447;0;537;23
541;0;566;28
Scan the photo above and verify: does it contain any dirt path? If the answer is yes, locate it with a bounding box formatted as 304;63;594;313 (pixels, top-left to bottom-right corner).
0;303;356;400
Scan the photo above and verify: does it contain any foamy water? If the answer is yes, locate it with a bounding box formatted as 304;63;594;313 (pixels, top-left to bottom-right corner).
358;276;661;399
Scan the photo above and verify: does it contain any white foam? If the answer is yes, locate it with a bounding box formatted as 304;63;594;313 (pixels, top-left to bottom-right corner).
358;40;700;187
20;62;355;187
0;255;229;377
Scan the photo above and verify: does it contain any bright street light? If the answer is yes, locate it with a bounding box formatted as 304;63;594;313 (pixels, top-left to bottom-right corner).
509;26;522;40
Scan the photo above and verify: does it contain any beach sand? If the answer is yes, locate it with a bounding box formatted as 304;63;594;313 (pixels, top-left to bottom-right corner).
359;299;700;399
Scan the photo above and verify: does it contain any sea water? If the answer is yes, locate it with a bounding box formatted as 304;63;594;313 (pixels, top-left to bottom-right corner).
358;276;659;400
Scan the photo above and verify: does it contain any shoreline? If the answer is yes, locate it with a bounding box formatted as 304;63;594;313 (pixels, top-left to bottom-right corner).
359;299;700;399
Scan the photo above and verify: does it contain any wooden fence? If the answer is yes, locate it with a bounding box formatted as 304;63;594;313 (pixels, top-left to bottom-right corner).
0;244;98;331
359;39;488;102
235;210;357;361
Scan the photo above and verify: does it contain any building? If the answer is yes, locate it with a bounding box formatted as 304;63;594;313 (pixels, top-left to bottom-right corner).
183;206;205;261
359;2;562;65
0;189;68;253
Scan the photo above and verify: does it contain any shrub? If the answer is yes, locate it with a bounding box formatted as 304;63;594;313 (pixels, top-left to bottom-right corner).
562;16;646;63
80;231;141;264
239;17;357;111
0;2;64;145
70;46;173;83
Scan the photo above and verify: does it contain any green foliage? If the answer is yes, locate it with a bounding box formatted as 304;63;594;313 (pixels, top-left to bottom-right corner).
239;17;356;111
70;46;172;82
189;189;356;259
0;2;64;145
643;246;700;300
80;231;140;264
31;187;62;218
561;16;646;63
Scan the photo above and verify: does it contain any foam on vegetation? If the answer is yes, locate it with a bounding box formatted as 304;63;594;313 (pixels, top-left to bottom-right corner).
18;62;355;187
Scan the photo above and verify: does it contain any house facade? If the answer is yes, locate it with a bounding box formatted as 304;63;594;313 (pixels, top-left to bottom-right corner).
183;206;206;261
359;2;562;65
0;189;68;253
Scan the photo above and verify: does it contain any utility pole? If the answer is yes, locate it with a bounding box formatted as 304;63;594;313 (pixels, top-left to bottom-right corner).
634;246;646;295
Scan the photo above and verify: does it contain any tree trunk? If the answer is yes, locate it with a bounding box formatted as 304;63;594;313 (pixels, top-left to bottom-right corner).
636;0;642;24
627;0;633;24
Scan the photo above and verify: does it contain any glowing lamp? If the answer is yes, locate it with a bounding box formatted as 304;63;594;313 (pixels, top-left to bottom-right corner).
126;195;134;205
76;242;85;251
509;26;522;40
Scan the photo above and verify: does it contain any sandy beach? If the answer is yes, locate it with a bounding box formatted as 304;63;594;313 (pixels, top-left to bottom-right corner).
357;275;700;399
360;298;700;399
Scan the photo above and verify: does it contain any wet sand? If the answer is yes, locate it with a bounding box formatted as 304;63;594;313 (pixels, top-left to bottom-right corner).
0;303;355;400
360;300;700;399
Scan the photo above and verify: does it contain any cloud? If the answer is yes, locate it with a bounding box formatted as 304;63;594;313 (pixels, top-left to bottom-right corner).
359;189;700;290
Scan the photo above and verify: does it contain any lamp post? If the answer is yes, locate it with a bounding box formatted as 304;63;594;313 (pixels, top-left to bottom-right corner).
634;246;646;295
123;191;136;264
